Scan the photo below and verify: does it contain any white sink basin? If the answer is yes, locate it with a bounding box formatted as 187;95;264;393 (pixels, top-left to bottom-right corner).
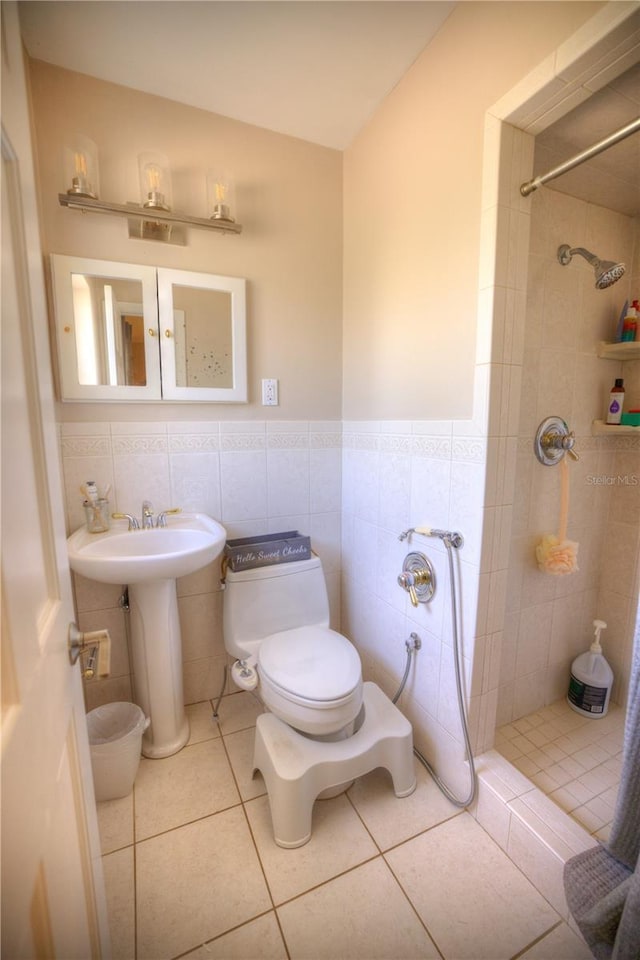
67;513;226;584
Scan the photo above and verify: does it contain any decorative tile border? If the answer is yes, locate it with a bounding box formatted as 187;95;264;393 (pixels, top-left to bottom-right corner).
342;433;380;451
168;434;220;453
267;433;310;449
452;437;486;463
111;436;168;455
379;434;412;455
61;436;111;457
517;434;640;457
219;433;266;451
60;420;510;464
310;432;342;449
411;435;452;460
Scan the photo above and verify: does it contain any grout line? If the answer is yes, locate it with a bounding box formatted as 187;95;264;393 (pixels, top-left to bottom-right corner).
381;852;446;960
132;778;139;960
217;716;292;959
508;919;566;960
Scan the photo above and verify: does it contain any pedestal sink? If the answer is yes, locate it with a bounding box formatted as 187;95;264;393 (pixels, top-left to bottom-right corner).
67;513;226;758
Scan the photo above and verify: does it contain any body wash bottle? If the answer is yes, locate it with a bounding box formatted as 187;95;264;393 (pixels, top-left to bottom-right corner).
606;378;625;425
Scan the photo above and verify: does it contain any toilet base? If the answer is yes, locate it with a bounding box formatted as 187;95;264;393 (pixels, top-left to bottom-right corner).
252;681;416;848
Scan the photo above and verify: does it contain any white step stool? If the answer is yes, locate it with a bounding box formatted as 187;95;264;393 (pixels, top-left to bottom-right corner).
252;681;416;847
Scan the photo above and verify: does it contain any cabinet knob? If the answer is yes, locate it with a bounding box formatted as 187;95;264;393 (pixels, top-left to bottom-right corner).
148;327;157;337
164;329;173;338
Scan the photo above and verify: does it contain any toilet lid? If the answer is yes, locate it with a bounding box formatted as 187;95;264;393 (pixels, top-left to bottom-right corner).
259;627;361;702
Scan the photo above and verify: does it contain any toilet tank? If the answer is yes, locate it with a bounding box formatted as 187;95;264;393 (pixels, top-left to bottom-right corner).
223;556;330;657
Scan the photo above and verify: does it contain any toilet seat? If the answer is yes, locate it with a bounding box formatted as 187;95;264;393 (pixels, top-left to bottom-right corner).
259;626;361;701
258;626;363;735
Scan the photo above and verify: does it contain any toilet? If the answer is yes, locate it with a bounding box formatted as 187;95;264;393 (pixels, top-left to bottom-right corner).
223;555;417;847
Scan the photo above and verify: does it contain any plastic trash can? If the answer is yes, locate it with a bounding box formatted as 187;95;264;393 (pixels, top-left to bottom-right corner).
87;702;149;801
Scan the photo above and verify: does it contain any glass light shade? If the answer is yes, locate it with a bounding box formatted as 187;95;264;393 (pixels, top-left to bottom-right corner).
207;171;235;221
138;152;172;210
65;135;100;199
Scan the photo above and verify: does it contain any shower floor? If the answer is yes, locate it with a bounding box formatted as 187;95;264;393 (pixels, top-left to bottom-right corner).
495;698;625;843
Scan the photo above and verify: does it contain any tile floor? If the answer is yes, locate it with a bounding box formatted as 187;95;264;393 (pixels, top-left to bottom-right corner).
97;691;593;960
495;699;624;842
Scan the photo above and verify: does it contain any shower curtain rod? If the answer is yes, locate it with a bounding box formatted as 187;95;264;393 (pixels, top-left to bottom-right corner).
520;115;640;197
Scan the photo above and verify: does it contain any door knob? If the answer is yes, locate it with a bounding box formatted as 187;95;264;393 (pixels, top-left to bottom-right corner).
68;623;111;679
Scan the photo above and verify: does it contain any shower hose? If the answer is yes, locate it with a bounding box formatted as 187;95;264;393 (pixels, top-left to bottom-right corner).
393;535;477;808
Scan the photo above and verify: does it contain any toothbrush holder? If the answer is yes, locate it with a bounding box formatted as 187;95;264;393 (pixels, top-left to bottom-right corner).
84;499;110;534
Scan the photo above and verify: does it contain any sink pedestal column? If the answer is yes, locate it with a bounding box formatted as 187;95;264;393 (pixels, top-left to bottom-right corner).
128;579;189;758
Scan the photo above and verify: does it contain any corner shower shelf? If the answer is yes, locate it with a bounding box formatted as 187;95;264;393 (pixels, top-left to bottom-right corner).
597;341;640;360
592;420;640;436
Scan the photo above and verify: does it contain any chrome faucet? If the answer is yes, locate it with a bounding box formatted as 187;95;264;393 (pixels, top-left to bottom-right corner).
142;500;154;529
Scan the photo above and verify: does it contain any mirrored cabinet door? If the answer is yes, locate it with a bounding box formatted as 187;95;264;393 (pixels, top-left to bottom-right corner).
50;256;247;403
157;268;247;402
51;256;161;400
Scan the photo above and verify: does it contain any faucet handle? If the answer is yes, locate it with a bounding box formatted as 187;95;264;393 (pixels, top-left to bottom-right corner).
156;507;182;527
112;512;140;530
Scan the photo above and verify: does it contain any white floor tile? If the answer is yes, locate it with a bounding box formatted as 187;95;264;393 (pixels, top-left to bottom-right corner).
96;793;133;854
519;921;592;959
102;846;135;960
385;813;559;959
277;858;440;959
245;792;378;905
136;807;272;959
182;913;287;959
222;726;267;801
347;764;459;850
216;690;264;735
134;738;240;840
186;700;221;744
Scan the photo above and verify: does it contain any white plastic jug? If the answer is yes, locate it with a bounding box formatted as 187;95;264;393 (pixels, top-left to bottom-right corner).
567;620;613;718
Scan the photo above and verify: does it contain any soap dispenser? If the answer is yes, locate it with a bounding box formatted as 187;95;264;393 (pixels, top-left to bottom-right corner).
567;620;613;718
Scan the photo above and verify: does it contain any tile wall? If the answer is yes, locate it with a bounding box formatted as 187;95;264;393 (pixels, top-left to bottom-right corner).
61;420;342;709
62;415;495;801
340;420;494;800
498;187;640;725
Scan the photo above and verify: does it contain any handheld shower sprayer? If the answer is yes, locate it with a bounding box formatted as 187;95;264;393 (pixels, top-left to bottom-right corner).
557;244;625;290
396;521;475;806
399;526;464;549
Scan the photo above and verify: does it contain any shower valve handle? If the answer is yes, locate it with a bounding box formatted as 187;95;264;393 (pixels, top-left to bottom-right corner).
543;430;580;461
397;570;430;607
397;552;436;607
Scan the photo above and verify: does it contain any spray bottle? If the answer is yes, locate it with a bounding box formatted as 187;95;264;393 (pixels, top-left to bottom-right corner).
567;620;613;718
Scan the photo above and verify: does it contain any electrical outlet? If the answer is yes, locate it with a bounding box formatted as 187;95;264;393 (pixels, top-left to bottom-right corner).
261;378;279;405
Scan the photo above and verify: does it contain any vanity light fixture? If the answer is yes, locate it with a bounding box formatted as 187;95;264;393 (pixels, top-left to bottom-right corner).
59;140;242;244
207;171;236;223
136;151;173;241
139;152;172;211
64;135;100;199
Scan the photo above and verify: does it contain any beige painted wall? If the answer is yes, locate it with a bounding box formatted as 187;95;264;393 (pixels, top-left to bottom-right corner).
28;60;343;421
343;1;605;421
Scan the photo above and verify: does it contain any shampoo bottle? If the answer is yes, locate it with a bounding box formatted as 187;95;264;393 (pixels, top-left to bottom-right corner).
621;303;638;342
567;620;613;718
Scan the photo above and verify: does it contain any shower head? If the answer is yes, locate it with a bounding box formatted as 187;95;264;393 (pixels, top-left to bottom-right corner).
557;244;625;289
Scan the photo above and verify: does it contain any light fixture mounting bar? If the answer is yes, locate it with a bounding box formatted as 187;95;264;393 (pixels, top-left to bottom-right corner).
58;194;243;235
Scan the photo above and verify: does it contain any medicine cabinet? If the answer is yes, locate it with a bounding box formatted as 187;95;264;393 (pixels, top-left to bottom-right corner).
50;255;247;402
